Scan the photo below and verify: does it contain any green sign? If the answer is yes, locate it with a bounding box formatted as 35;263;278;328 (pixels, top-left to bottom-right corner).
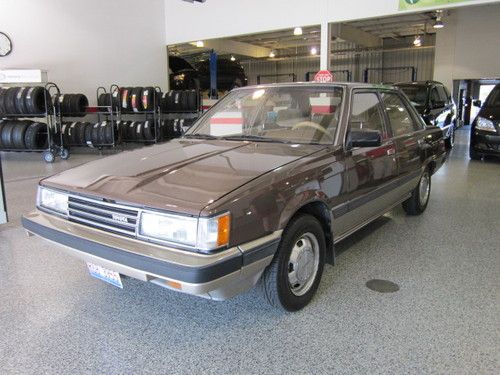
399;0;476;10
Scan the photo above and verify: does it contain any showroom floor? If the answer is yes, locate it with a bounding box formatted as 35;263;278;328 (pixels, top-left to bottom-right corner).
0;128;498;375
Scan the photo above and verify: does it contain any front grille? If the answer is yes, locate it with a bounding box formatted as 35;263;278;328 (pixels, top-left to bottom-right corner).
68;195;139;236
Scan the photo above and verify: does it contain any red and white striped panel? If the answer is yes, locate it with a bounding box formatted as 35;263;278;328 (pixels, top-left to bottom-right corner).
202;98;218;111
209;111;243;136
309;97;341;114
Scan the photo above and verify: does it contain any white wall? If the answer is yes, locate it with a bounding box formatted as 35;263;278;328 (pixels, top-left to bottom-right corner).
164;0;500;44
434;3;500;89
0;0;167;104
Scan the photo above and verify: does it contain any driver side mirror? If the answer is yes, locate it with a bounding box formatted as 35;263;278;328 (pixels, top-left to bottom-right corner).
348;129;382;148
473;99;482;107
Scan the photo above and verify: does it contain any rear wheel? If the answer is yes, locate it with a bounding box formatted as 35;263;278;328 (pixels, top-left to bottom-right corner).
260;214;325;311
402;168;431;215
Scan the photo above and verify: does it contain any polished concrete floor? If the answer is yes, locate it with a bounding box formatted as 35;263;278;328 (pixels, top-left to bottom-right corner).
0;129;499;374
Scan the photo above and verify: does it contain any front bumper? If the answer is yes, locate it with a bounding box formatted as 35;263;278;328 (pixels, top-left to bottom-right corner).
22;211;281;300
472;131;500;155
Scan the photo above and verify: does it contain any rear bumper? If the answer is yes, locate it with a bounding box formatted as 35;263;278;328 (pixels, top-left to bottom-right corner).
22;211;281;300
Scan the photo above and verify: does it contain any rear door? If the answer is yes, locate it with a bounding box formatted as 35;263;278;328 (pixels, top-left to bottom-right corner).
381;91;424;183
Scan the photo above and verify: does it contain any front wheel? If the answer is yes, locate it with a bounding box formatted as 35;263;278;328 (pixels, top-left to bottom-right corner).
402;169;431;215
260;214;326;311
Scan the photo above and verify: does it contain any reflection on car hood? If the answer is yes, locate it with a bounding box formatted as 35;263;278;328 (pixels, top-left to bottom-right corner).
43;139;323;215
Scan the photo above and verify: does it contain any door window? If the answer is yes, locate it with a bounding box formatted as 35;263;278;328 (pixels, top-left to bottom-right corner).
349;92;387;139
437;85;448;104
381;92;417;137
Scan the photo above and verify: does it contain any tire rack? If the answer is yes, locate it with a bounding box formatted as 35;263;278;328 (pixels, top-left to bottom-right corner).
120;86;162;144
62;84;121;149
0;82;68;163
160;89;202;138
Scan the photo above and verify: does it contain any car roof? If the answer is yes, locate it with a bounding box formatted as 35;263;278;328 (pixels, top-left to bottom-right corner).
232;81;396;91
395;80;443;87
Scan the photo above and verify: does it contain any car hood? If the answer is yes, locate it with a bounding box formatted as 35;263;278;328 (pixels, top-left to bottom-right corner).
42;139;323;215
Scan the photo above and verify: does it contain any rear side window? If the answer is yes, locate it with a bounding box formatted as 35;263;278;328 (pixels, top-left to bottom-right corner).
349;92;388;139
381;92;417;137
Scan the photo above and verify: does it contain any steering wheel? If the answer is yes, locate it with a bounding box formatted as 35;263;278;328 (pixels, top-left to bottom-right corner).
291;121;333;141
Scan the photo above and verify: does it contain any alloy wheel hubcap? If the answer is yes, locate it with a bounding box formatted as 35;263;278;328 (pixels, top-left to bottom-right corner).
288;232;320;296
419;172;430;206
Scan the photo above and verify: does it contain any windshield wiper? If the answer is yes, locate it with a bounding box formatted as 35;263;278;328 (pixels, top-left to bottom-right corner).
183;133;219;140
221;135;289;143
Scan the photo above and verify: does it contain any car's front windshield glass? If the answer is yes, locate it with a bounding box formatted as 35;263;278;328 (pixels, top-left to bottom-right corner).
186;86;344;144
396;85;428;107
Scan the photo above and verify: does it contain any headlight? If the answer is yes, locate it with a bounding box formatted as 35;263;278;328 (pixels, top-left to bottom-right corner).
37;186;68;215
138;211;230;252
476;116;496;132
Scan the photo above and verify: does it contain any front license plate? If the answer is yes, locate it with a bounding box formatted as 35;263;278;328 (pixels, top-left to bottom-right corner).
86;262;123;289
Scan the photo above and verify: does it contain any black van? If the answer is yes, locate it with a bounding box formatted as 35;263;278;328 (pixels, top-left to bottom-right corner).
395;81;457;149
470;84;500;160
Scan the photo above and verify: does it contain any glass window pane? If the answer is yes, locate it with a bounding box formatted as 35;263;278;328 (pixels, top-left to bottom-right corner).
349;92;387;139
381;93;416;137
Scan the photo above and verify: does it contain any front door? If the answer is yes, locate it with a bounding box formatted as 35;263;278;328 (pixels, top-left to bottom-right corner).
334;90;398;237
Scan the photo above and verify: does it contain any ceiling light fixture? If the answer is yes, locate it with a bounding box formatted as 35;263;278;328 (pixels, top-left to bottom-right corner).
293;27;303;36
433;10;445;29
195;40;204;48
269;50;276;58
413;35;422;47
230;55;236;61
310;47;318;55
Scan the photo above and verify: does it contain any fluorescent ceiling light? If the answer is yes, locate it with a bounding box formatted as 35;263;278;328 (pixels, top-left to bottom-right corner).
195;40;204;47
293;27;303;36
269;51;276;58
310;47;318;55
413;35;422;46
230;55;236;61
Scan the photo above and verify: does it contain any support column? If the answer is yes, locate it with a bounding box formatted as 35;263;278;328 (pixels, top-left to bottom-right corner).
320;21;331;71
165;46;170;92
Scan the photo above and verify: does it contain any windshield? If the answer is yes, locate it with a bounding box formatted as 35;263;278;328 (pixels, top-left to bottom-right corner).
396;85;428;107
186;86;344;144
484;85;500;107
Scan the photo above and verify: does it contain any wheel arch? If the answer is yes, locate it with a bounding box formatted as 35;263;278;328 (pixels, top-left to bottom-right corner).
280;200;335;265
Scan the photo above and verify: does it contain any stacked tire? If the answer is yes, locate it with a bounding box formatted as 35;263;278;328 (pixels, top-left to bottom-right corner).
0;86;51;115
61;121;117;147
161;118;197;139
160;90;199;112
120;120;156;142
97;89;121;109
0;120;48;150
119;87;159;113
54;93;89;116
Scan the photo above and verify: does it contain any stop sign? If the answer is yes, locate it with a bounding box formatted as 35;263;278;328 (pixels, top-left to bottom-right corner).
313;70;334;83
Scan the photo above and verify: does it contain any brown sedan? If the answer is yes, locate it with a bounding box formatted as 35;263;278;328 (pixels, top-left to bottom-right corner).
23;83;447;311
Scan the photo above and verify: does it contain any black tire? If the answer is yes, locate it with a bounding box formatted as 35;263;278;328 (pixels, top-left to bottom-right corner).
84;122;94;147
142;120;155;141
75;122;88;146
60;148;70;160
120;87;133;112
141;87;156;111
97;93;111;107
98;121;108;145
1;121;16;148
15;87;29;114
260;214;326;312
24;122;48;149
134;121;144;141
187;90;198;111
111;88;121;110
0;87;7;114
0;120;5;148
25;87;50;114
102;121;114;144
4;87;19;114
90;122;102;145
68;122;80;145
402;168;431;215
125;121;136;140
130;87;144;112
469;143;481;160
12;120;31;148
